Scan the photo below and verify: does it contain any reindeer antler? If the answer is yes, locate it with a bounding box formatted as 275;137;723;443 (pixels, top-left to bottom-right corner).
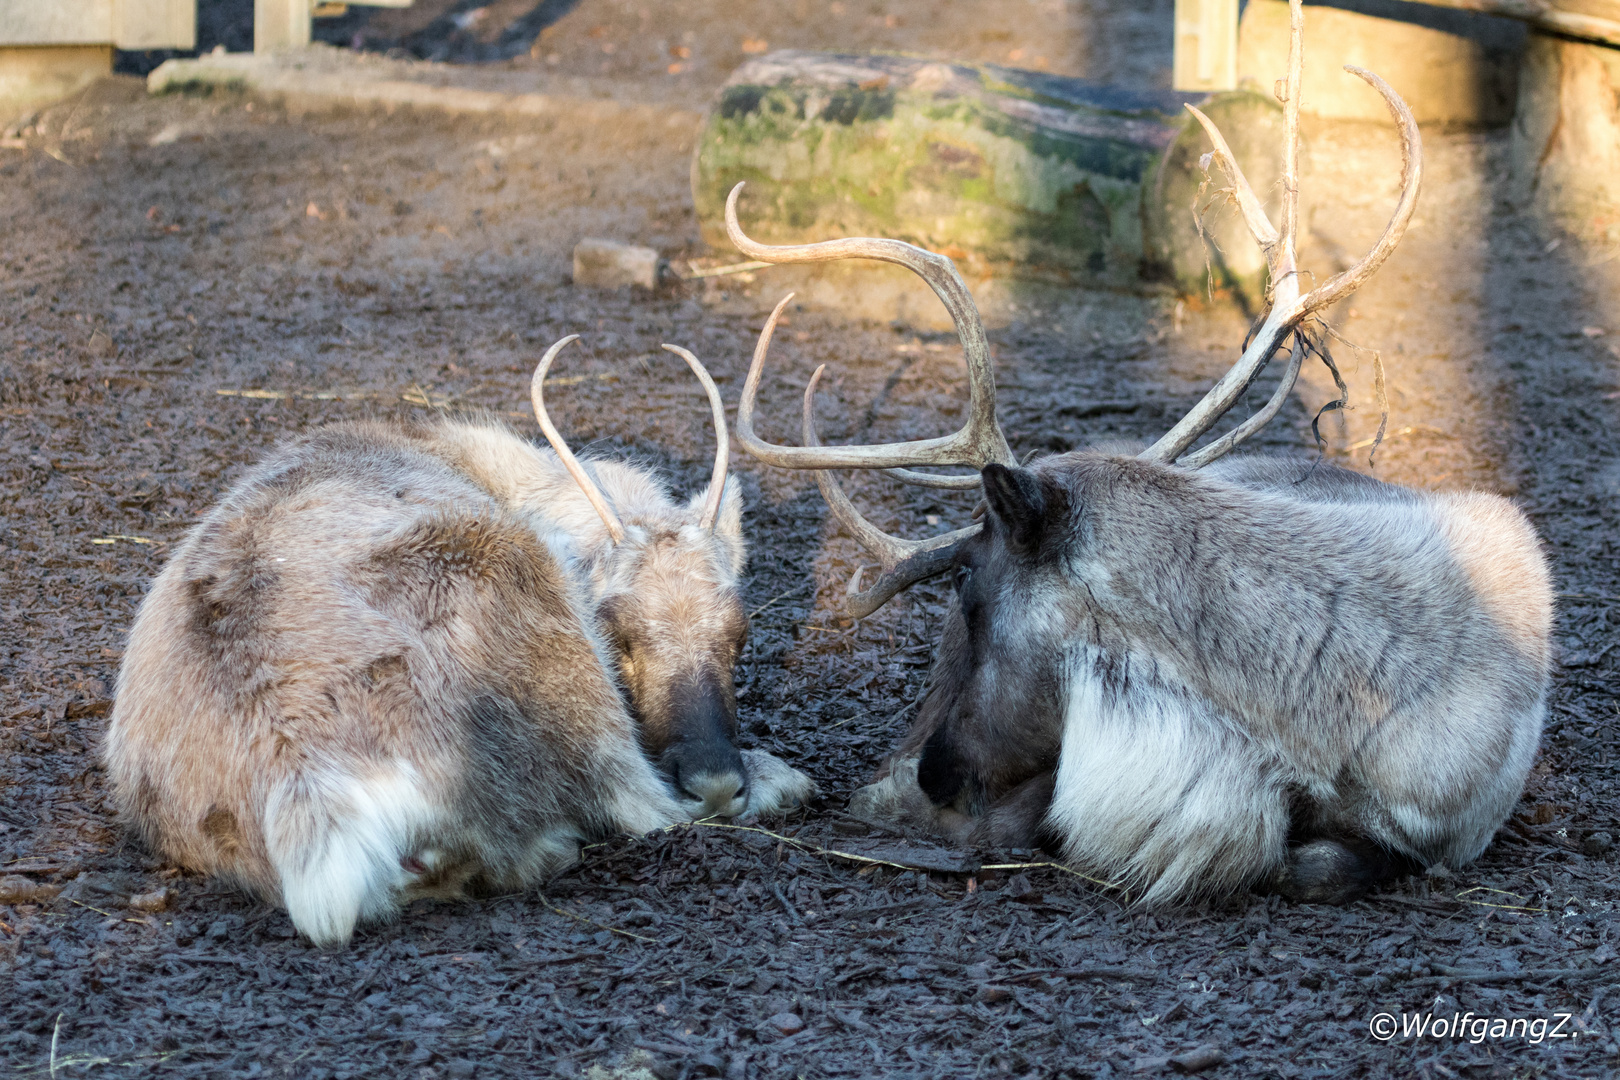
732;0;1421;615
1141;0;1421;466
728;199;1016;612
799;364;981;618
532;335;628;543
532;337;735;541
660;343;732;531
730;189;1014;487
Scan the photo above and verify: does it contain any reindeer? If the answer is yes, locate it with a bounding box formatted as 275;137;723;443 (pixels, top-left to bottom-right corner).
724;1;1552;906
105;339;814;945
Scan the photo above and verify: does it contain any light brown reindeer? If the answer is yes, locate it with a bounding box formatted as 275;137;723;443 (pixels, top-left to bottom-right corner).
106;339;814;946
725;0;1553;906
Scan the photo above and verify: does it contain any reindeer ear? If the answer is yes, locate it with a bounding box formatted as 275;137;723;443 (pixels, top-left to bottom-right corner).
981;464;1047;553
692;476;746;573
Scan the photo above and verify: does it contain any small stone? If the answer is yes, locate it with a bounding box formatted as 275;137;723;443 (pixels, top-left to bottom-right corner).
1169;1045;1225;1073
207;919;230;940
572;238;662;289
1584;831;1614;857
87;329;117;357
0;876;60;905
127;887;172;913
767;1012;805;1036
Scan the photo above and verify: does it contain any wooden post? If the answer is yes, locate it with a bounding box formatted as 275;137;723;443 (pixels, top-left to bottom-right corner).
1174;0;1239;91
255;0;313;51
253;0;416;52
1511;33;1620;241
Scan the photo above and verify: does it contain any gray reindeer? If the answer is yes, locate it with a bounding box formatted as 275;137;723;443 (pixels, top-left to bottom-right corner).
724;4;1552;907
106;339;814;945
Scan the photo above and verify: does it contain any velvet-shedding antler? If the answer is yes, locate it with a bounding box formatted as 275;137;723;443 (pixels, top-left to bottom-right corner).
1141;0;1421;467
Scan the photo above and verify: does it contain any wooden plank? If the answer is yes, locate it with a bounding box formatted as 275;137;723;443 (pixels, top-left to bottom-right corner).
1409;0;1620;48
0;0;115;46
0;0;194;49
1173;0;1240;91
114;0;195;50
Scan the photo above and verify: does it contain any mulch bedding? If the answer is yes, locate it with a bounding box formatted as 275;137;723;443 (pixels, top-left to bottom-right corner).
2;16;1619;1080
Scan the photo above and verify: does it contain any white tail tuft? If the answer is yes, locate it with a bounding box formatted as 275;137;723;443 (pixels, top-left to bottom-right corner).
265;763;439;947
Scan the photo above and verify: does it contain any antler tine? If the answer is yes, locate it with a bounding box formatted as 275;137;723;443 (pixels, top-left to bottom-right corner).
802;365;977;619
660;344;730;532
1278;0;1304;278
1182;0;1300;285
728;185;1013;474
531;335;626;544
880;467;984;490
1177;333;1306;470
1182;104;1282;262
1293;65;1421;313
1142;2;1421;468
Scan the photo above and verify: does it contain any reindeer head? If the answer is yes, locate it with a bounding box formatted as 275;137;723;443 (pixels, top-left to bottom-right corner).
531;339;752;818
728;0;1421;820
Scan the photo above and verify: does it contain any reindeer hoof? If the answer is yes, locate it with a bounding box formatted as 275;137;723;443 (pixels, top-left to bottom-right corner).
847;757;947;830
737;750;816;819
1269;838;1382;905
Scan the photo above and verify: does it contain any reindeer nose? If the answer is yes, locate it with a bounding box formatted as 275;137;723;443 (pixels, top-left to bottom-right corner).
680;768;748;816
667;743;749;817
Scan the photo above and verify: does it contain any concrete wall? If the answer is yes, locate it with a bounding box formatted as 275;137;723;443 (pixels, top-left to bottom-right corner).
1238;0;1524;127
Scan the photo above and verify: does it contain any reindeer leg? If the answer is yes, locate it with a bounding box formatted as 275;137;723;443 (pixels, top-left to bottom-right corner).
1269;834;1425;905
969;770;1061;853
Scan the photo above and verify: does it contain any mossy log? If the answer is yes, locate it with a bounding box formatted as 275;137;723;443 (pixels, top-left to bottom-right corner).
692;51;1285;301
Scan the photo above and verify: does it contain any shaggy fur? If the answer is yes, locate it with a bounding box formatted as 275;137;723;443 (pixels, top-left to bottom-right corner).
854;452;1551;906
107;419;813;945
